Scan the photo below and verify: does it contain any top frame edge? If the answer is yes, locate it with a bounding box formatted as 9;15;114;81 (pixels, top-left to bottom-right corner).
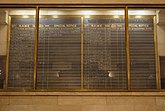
0;4;165;8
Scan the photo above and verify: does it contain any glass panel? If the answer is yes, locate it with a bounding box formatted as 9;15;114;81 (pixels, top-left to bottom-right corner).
128;9;156;89
156;9;165;89
160;57;165;88
0;56;6;88
0;9;8;88
37;9;81;89
7;9;36;88
83;9;127;89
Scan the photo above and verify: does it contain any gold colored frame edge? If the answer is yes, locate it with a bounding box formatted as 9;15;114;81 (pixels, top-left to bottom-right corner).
0;5;164;92
0;4;165;8
5;16;11;89
9;15;35;18
154;16;161;90
33;6;39;90
39;15;82;18
0;88;160;92
81;16;84;90
125;6;131;90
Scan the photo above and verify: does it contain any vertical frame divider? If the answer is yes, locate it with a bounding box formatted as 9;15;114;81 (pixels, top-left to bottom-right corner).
34;6;39;90
81;16;84;90
5;16;11;89
125;6;131;90
154;16;161;90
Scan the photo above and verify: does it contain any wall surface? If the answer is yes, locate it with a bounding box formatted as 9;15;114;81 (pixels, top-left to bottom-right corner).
0;0;164;4
0;25;7;55
157;26;165;56
1;93;165;111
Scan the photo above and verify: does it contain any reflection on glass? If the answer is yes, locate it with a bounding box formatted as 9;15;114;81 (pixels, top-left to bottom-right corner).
157;9;165;89
0;8;163;90
0;10;8;88
37;9;81;89
7;9;35;88
83;9;127;89
40;9;125;16
129;9;157;89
